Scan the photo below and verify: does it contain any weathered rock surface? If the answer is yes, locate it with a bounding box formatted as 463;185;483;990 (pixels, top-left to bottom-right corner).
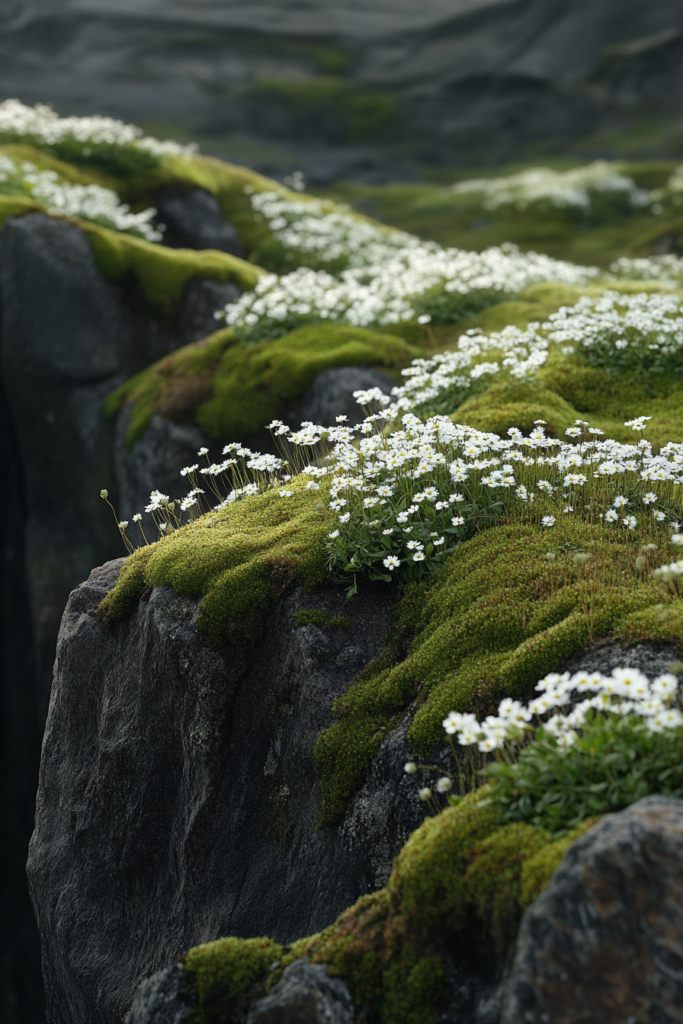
156;189;244;257
246;960;355;1024
126;963;192;1024
27;557;428;1024
502;796;683;1023
2;0;683;165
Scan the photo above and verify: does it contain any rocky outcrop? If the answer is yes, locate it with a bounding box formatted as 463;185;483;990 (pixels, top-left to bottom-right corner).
26;557;425;1024
2;1;683;166
503;796;683;1023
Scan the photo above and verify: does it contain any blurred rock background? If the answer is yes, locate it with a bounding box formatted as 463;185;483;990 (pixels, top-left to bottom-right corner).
2;1;683;183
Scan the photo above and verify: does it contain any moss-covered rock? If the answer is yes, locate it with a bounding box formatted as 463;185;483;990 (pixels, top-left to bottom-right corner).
315;519;683;824
106;323;420;446
179;793;597;1024
99;478;332;643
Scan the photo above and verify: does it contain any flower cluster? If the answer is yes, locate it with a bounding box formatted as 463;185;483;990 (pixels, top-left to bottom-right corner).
223;233;599;341
545;291;683;377
317;414;683;587
446;668;682;754
386;323;548;415
0;154;162;241
0;98;196;156
383;289;683;415
249;188;412;268
609;254;683;286
109;413;683;595
450;161;651;212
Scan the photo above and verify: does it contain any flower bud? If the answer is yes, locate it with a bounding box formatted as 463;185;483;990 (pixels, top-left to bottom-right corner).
100;489;108;500
436;776;452;793
404;761;417;775
635;555;647;571
418;787;432;802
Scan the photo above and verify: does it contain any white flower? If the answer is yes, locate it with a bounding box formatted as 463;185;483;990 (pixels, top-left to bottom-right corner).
338;512;351;523
613;495;629;508
652;674;679;697
541;515;556;527
328;530;340;538
412;551;426;562
436;776;453;793
383;555;400;569
622;515;638;529
672;533;683;545
643;492;658;504
279;490;294;497
451;515;465;526
604;509;619;522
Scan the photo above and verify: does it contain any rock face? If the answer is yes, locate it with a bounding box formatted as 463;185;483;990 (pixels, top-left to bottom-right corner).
0;212;244;1024
126;963;193;1024
2;0;683;165
27;557;436;1024
502;796;683;1024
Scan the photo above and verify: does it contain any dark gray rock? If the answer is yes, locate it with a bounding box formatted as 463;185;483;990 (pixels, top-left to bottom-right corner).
178;278;242;344
27;558;408;1024
247;960;354;1024
126;963;192;1024
156;188;243;257
502;796;683;1024
560;637;681;680
114;409;212;522
286;367;395;430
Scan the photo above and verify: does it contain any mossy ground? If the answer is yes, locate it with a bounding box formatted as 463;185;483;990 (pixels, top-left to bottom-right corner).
99;478;332;643
315;519;683;825
179;792;596;1024
105;323;421;446
314;163;683;268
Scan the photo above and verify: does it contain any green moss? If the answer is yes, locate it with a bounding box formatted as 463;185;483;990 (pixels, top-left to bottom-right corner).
269;796;597;1024
107;323;418;446
99;480;331;642
0;193;40;228
313;173;683;268
454;379;578;437
315;520;680;825
182;936;282;1024
80;221;262;311
291;610;350;629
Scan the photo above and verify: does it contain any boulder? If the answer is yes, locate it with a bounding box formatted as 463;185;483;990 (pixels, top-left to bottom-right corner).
27;557;421;1024
126;963;192;1024
286;366;395;429
246;960;354;1024
502;796;683;1024
156;189;243;257
113;410;212;522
